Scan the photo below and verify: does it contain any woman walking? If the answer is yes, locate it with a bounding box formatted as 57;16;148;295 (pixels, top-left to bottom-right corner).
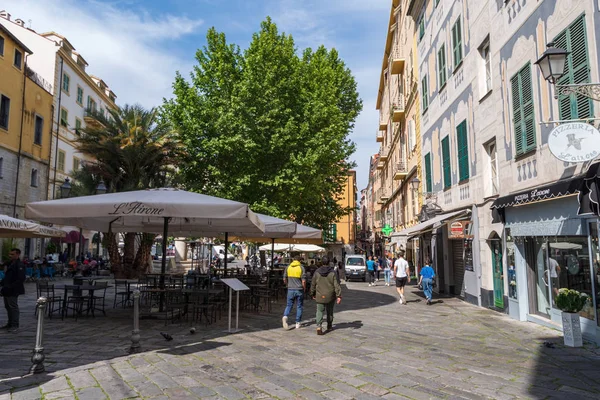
384;254;392;286
418;258;435;305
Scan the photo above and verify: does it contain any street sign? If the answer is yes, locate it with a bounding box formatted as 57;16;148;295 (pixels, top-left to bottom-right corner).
548;122;600;163
382;224;393;236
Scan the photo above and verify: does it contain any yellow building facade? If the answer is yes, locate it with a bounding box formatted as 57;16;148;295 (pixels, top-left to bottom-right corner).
0;25;53;221
324;170;357;261
371;0;423;257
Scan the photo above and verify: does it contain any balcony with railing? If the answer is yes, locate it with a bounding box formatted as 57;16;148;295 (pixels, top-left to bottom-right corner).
392;93;405;122
379;189;390;203
379;112;388;131
376;130;384;143
393;160;408;181
390;48;405;75
379;147;389;162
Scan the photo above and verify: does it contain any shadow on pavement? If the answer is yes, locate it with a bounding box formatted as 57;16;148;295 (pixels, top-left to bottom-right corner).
526;335;600;399
0;279;398;395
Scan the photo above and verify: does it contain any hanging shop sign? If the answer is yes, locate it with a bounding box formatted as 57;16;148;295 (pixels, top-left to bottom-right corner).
449;221;473;239
548;123;600;163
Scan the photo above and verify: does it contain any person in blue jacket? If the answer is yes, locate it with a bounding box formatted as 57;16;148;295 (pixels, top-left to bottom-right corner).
418;257;435;305
366;256;377;287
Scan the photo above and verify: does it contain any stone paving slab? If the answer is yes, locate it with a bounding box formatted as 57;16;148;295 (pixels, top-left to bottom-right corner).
0;278;600;399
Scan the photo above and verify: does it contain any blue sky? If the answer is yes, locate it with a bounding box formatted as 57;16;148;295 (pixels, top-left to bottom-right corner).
4;0;390;191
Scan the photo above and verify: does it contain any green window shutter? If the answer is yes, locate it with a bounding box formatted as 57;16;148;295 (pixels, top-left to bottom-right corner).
510;73;524;154
422;76;428;111
438;45;447;87
456;120;469;181
441;136;451;188
424;153;432;193
555;15;592;120
511;63;536;156
419;19;425;41
452;18;463;68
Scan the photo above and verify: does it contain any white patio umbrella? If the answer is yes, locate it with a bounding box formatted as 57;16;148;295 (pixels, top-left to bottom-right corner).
25;188;265;284
0;214;65;238
258;243;326;252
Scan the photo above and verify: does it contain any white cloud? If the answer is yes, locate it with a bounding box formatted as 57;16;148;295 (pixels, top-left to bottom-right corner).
2;0;202;107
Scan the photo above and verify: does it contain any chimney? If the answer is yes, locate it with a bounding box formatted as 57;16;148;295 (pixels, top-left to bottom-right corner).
0;10;10;20
15;18;25;27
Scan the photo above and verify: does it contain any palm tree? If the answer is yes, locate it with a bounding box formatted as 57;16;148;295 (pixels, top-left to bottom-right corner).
76;104;183;277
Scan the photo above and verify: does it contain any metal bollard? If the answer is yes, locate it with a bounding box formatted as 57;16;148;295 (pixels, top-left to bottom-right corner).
30;297;48;374
129;290;141;353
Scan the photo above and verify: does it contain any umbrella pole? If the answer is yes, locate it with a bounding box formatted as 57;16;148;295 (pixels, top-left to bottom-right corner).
79;228;84;262
159;217;169;312
224;232;229;276
271;238;275;270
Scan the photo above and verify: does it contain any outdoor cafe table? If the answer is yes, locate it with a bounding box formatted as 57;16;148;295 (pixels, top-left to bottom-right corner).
54;284;112;317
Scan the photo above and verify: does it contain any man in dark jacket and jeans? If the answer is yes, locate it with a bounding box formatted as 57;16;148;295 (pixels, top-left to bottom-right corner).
1;248;26;332
309;256;342;335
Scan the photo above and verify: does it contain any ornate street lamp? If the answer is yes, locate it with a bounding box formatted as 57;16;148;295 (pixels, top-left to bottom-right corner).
60;178;71;198
410;176;421;192
534;42;569;85
95;180;107;195
536;42;600;102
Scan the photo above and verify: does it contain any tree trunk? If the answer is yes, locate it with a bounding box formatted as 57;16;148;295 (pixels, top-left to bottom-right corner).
104;232;122;277
134;233;156;276
121;232;137;278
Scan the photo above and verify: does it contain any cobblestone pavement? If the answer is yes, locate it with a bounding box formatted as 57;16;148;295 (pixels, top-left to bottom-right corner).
0;277;599;399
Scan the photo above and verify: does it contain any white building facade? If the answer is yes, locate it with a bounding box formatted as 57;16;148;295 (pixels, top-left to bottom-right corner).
1;14;117;257
405;0;600;343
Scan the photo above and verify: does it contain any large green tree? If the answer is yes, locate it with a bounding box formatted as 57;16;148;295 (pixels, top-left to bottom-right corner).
162;18;361;228
75;105;182;277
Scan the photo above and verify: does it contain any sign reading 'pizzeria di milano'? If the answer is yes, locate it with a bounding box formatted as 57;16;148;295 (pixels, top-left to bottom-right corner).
548;122;600;163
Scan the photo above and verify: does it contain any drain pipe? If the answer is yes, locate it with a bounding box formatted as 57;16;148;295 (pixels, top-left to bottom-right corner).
12;54;29;218
51;57;64;199
45;103;55;201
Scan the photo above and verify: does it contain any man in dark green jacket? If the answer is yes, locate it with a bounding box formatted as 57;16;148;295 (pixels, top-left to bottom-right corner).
309;257;342;335
1;248;26;332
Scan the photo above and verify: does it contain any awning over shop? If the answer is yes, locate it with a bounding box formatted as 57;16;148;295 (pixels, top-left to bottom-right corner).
491;177;582;223
391;209;471;248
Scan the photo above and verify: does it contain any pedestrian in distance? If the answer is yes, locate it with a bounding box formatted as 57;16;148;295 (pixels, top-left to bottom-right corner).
282;256;306;330
418;257;435;305
309;256;342;335
394;250;410;304
366;256;377;287
376;255;385;282
0;248;26;332
384;254;392;286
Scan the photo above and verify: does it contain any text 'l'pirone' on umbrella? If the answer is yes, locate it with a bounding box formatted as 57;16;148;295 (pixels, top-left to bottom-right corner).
25;188;266;308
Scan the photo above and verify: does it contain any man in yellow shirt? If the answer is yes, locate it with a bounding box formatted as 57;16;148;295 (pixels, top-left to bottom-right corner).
282;256;306;330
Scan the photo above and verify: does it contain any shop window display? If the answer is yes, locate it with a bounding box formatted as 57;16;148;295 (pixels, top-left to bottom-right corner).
590;223;600;327
506;230;517;300
549;236;594;321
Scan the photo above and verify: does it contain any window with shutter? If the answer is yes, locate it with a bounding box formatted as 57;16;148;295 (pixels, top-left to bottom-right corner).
510;63;536;156
441;136;451;188
424;153;432;193
438;44;447;87
456;120;469;181
452;18;463;68
554;15;592;120
422;75;428;112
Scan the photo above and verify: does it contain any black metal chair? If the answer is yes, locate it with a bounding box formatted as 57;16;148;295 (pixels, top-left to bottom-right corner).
62;285;86;321
36;282;63;318
89;281;108;316
113;280;131;308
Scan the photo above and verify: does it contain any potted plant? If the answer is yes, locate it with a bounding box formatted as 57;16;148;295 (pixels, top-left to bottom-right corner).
555;288;588;347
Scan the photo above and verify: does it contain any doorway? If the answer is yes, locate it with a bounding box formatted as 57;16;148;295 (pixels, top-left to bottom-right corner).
524;238;551;317
490;235;504;308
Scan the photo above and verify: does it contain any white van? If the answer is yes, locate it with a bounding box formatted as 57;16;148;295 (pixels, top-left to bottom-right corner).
345;255;367;281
